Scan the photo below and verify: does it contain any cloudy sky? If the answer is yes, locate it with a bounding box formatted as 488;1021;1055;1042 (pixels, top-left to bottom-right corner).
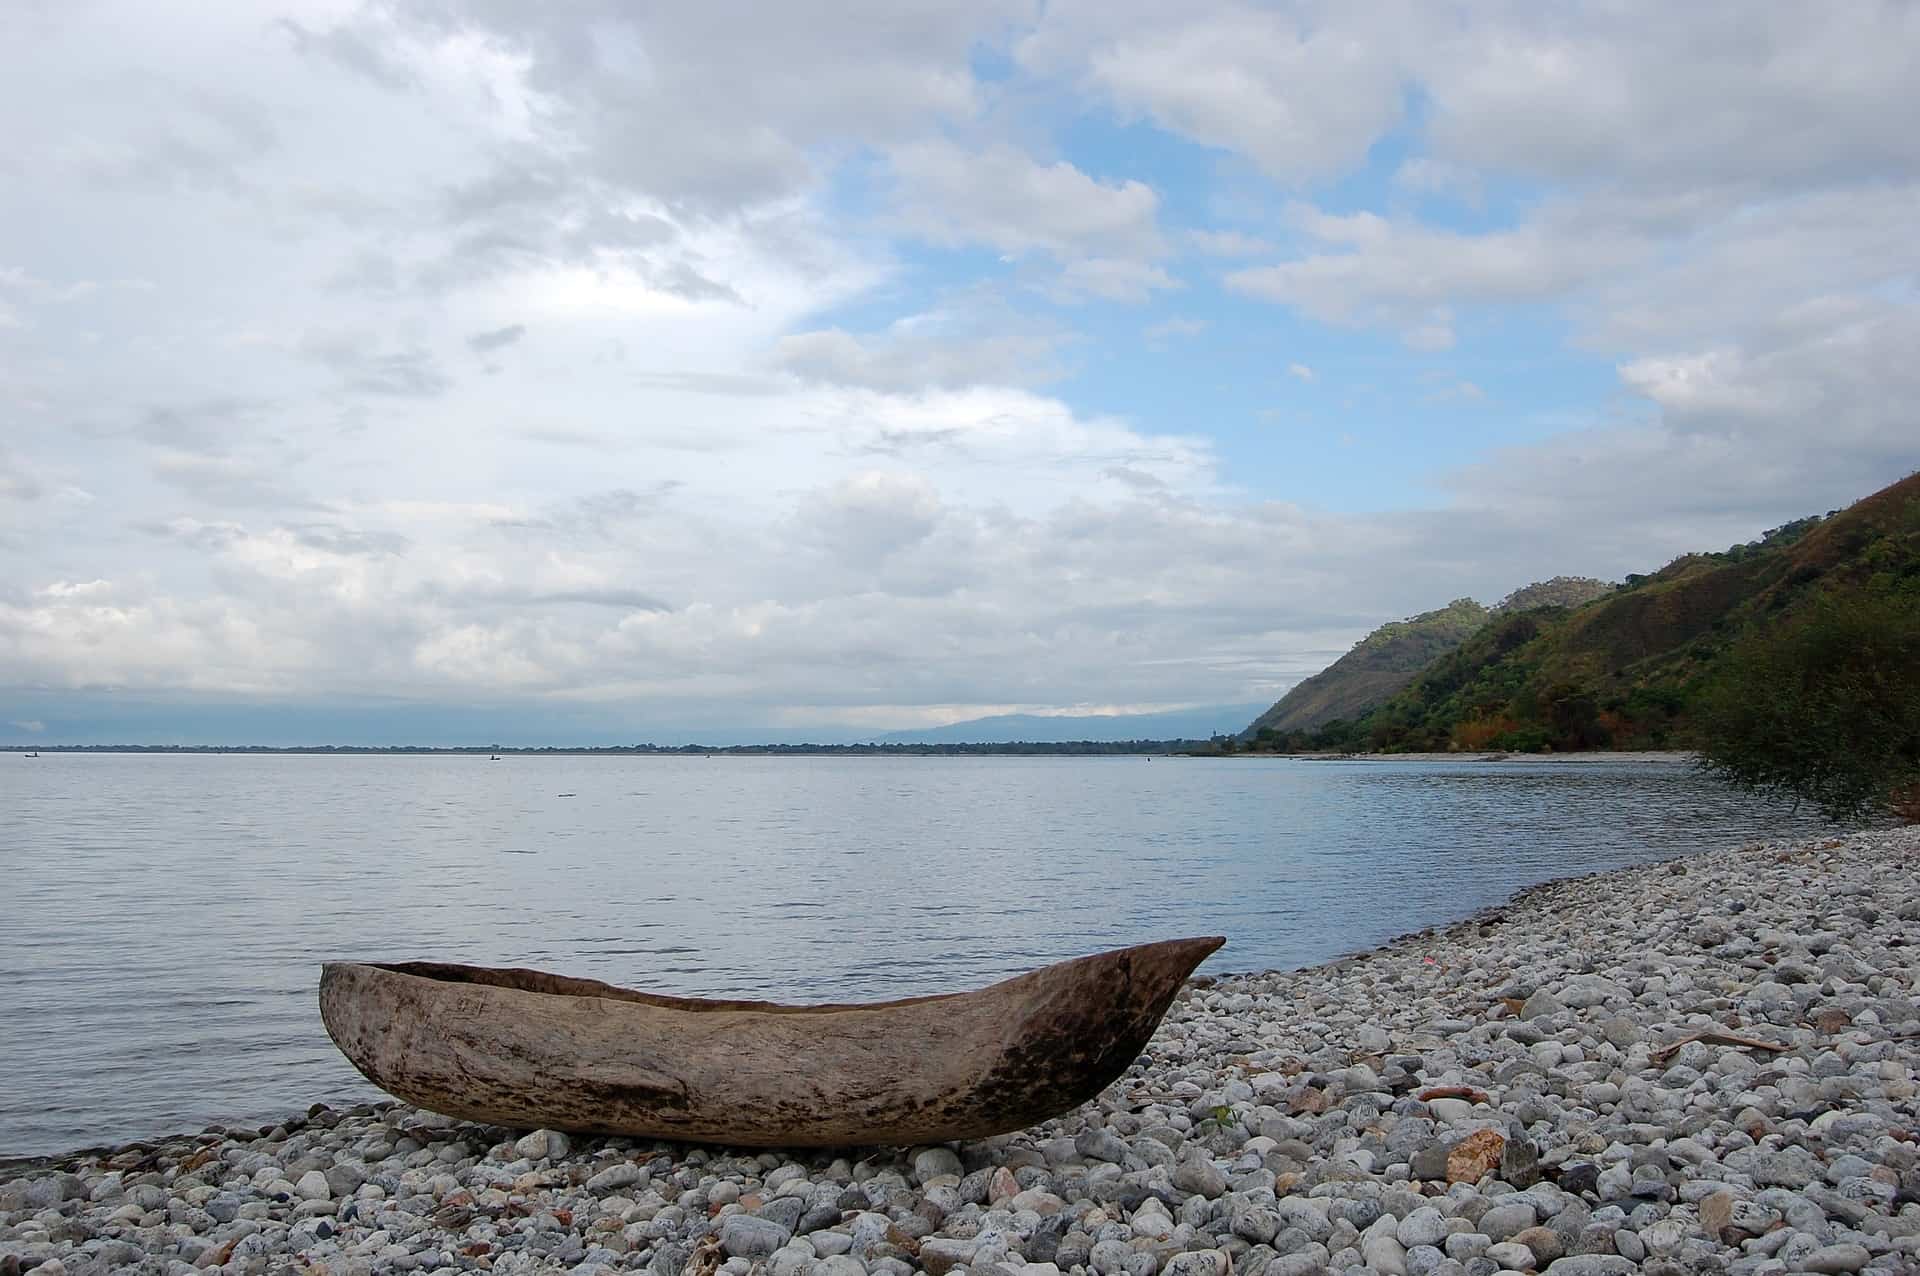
2;1;1916;744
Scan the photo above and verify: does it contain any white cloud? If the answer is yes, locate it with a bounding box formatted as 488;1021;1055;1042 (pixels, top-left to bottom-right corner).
1392;157;1481;204
1226;204;1644;346
1049;258;1180;304
0;448;46;502
1020;0;1408;182
1418;3;1920;199
1442;305;1920;537
1187;229;1274;257
365;3;1028;214
889;140;1166;265
0;480;1705;716
772;305;1067;391
1;0;1913;736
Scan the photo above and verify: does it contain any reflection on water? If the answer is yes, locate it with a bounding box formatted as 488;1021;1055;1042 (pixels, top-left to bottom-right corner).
0;753;1827;1154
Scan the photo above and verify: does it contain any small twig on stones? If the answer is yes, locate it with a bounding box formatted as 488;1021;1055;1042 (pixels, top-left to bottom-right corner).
1417;1085;1491;1104
1651;1030;1790;1064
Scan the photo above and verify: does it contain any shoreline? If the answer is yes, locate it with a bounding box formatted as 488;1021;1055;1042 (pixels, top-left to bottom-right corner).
5;748;1700;762
0;803;1729;1169
6;825;1917;1275
1249;752;1699;766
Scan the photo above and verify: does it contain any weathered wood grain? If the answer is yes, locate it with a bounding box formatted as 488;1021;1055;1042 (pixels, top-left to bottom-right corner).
318;936;1224;1146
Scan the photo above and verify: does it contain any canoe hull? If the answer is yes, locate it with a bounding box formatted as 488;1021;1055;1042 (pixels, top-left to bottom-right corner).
319;936;1223;1146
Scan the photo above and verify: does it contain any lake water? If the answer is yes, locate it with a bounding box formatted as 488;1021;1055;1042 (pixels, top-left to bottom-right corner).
0;753;1829;1156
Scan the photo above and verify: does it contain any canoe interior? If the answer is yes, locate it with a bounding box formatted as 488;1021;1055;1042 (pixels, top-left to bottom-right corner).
366;959;985;1015
322;936;1226;1146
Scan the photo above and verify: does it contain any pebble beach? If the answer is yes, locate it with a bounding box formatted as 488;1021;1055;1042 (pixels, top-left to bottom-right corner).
5;826;1917;1276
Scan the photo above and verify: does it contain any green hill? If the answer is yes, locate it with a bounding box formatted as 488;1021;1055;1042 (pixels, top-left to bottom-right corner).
1241;598;1489;736
1240;577;1616;739
1490;576;1615;614
1259;471;1920;753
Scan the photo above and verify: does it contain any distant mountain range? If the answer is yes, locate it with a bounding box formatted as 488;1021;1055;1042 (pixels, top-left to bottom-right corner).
0;699;1271;749
879;704;1271;744
1239;470;1919;752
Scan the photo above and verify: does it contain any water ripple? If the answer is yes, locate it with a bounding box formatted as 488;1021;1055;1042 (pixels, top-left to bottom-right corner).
0;753;1827;1154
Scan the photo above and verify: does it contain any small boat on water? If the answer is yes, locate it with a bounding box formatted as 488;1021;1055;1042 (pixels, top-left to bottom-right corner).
319;935;1223;1146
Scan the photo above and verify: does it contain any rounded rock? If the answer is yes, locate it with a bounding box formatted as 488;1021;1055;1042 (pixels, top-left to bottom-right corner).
720;1214;795;1260
912;1148;964;1184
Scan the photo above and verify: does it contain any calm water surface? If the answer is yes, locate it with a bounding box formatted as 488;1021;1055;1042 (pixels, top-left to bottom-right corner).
0;753;1828;1155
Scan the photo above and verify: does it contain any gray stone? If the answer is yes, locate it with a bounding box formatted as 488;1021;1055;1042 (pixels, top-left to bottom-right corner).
1361;1230;1410;1276
1399;1207;1451;1249
1445;1233;1491;1260
919;1238;977;1276
317;1162;365;1198
1171;1156;1226;1199
1511;1226;1563;1266
651;1243;692;1276
1539;1259;1638;1275
816;1259;866;1276
719;1215;794;1260
757;1196;809;1233
1231;1202;1281;1245
1485;1241;1536;1271
1558;976;1628;1009
587;1163;645;1194
1263;1250;1330;1276
1073;1130;1130;1165
1502;1135;1542;1188
1521;990;1567;1019
1800;1243;1872;1274
912;1148;964;1183
1479;1202;1538;1242
1411;1142;1453;1181
1163;1252;1229;1276
1274;1199;1334;1243
514;1129;571;1160
1752;1146;1821;1187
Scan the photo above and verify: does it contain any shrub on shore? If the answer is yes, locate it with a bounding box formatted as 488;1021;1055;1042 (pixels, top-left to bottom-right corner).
1695;588;1920;823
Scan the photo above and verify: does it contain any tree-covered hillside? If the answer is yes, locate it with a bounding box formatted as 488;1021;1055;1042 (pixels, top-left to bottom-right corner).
1490;576;1615;614
1240;577;1616;740
1248;472;1920;754
1241;598;1489;736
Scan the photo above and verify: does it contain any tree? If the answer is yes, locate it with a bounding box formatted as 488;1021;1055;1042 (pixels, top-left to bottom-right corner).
1695;591;1920;823
1542;681;1607;751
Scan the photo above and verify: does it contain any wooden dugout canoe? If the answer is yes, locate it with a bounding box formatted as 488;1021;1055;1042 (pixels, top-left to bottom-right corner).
318;935;1224;1147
